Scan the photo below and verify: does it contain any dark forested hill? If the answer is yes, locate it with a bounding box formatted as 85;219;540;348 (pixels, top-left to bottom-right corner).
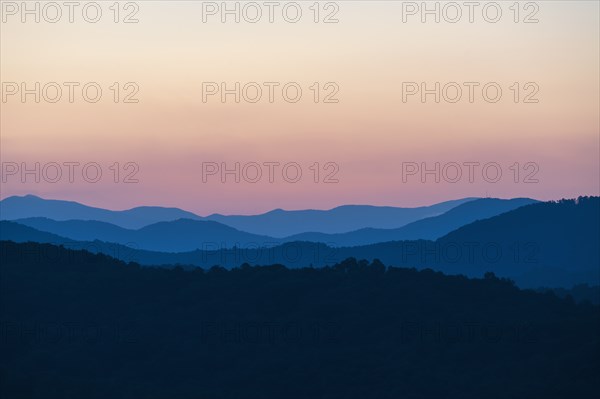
435;196;600;285
1;241;599;399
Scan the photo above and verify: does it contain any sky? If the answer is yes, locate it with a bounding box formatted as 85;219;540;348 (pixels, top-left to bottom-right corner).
1;0;599;215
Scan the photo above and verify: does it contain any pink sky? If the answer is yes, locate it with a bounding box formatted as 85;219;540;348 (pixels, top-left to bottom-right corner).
1;1;598;214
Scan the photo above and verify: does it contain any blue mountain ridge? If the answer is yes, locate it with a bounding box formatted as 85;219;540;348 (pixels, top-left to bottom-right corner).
10;198;536;251
0;194;476;235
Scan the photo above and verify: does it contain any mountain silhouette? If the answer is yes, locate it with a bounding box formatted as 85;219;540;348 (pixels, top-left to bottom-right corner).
435;196;600;286
0;194;201;229
1;195;477;235
12;217;277;252
3;197;597;288
10;198;535;251
204;198;477;236
0;220;72;244
286;198;537;246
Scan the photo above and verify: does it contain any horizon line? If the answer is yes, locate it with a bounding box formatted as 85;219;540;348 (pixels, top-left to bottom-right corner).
0;193;549;217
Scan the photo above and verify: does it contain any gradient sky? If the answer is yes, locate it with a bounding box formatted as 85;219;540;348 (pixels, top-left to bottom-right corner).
1;0;599;215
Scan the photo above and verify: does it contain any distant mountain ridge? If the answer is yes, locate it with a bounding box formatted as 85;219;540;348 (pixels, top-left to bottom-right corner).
0;195;477;235
9;198;536;251
0;195;201;229
286;198;538;246
11;217;276;252
203;198;477;236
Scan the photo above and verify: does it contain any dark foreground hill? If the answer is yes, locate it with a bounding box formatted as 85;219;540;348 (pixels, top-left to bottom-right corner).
1;241;599;399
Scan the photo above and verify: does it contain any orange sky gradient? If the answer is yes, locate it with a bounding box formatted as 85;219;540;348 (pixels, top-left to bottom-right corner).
1;1;598;214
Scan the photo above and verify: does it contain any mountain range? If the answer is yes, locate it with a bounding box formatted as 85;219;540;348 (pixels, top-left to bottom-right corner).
286;197;537;246
0;194;476;235
0;194;201;229
3;197;536;251
3;196;598;288
203;198;476;236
